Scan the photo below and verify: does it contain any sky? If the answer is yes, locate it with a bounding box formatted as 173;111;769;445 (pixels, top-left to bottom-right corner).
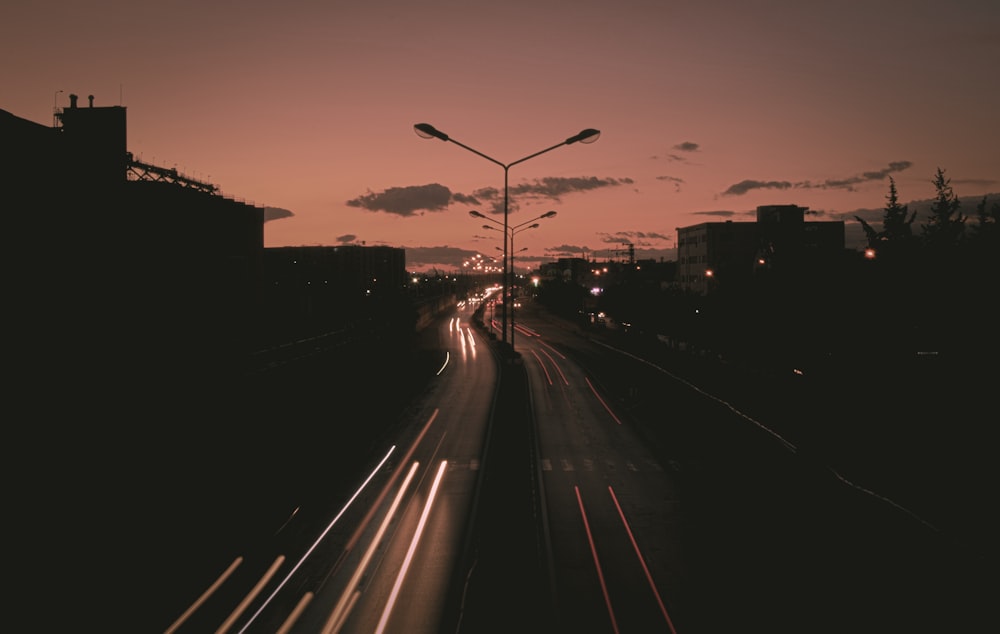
4;0;999;273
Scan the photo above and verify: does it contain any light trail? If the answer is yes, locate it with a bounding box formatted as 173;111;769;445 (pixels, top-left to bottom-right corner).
325;461;422;633
436;352;450;376
237;447;399;633
164;557;243;633
529;348;555;385
585;376;623;425
575;486;620;634
540;347;569;384
607;485;678;633
375;459;449;633
218;555;286;634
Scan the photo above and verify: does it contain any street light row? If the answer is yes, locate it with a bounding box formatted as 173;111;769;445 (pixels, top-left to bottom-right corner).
415;122;599;353
473;209;557;350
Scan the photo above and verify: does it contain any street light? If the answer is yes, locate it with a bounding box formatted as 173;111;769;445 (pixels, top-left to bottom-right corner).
416;123;599;352
471;207;558;348
475;209;557;351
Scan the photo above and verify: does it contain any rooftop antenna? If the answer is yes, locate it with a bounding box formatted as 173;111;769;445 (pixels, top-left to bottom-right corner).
53;89;63;126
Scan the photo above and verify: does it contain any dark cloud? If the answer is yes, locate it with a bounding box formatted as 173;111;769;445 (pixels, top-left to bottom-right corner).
810;161;914;191
451;191;482;206
721;161;913;196
335;233;357;243
721;179;794;196
346;183;453;216
598;230;673;245
656;175;685;192
263;206;293;222
348;176;631;218
544;244;592;257
652;141;700;163
693;209;740;218
509;176;632;200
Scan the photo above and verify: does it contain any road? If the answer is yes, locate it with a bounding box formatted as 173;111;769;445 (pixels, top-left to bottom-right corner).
500;297;983;633
155;299;503;634
517;308;682;632
35;295;982;633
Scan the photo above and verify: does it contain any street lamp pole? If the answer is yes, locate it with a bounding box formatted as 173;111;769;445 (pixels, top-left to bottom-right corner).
415;123;599;352
475;209;556;352
508;225;534;352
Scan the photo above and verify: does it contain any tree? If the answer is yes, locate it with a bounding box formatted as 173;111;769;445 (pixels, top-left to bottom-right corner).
920;167;966;252
968;195;999;245
855;176;917;255
882;177;917;243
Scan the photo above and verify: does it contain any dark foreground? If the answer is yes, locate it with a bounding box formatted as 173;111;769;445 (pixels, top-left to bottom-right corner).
9;308;990;633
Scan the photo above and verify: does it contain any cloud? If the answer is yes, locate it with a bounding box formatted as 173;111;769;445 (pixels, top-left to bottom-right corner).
808;161;913;191
263;206;293;222
692;209;740;218
652;141;700;165
346;183;454;216
508;176;632;203
721;161;913;197
721;179;794;196
544;243;592;255
335;233;357;243
598;230;673;246
655;175;685;192
349;176;631;217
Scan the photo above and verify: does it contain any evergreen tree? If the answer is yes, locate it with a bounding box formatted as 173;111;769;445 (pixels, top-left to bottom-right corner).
920;167;966;252
855;176;917;255
882;177;916;243
968;195;999;245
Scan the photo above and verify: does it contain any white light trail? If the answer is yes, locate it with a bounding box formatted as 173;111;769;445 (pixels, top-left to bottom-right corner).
237;446;397;633
375;459;449;634
325;461;421;634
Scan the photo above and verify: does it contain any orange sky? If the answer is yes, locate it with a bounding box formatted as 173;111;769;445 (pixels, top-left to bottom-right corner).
5;0;998;272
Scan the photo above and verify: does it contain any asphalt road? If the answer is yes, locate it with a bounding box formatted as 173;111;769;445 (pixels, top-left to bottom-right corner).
12;300;986;633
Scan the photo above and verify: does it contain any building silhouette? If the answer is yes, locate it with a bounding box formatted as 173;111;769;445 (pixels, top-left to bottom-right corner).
2;95;410;390
676;204;845;294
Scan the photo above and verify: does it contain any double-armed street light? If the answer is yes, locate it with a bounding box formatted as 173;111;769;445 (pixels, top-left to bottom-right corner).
474;210;557;351
415;122;600;351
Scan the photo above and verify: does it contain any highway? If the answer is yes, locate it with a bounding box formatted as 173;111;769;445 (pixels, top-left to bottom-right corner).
502;297;978;633
132;293;981;634
515;307;682;632
159;299;499;634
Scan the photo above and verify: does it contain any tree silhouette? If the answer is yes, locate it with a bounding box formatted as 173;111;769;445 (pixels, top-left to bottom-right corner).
921;167;966;253
856;176;917;257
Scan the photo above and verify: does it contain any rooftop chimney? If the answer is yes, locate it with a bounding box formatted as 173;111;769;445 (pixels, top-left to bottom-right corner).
88;95;94;107
69;93;78;108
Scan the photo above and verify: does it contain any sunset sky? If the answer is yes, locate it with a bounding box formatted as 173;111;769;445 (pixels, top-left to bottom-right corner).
5;0;998;272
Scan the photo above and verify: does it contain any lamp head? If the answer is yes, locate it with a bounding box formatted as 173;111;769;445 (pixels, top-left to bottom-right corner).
414;123;449;141
469;210;485;219
541;210;558;219
566;128;601;145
